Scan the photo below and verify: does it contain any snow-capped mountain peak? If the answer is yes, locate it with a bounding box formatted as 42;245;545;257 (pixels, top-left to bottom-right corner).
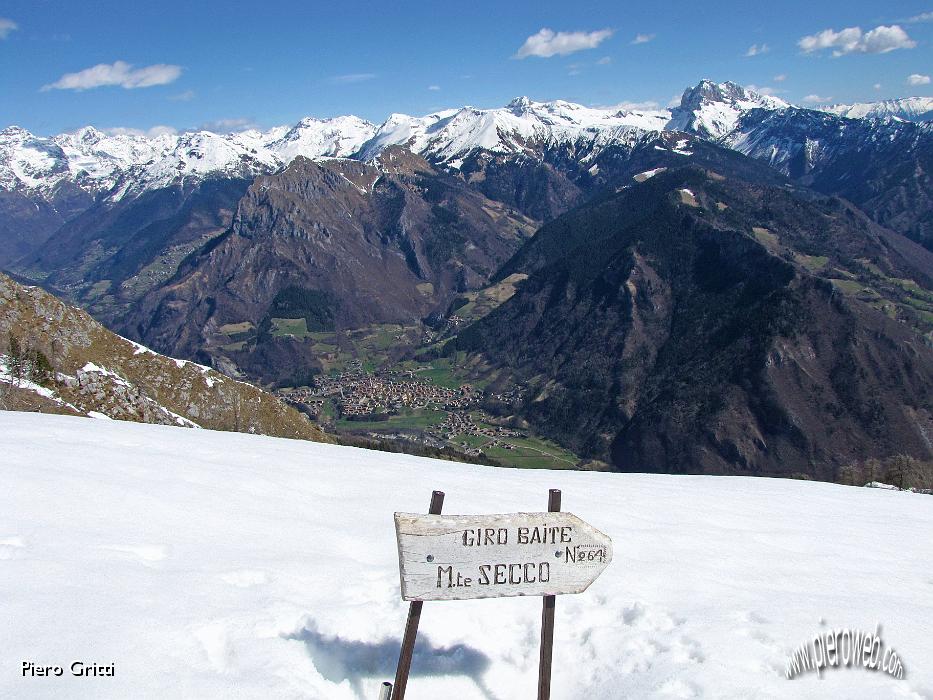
0;114;377;200
505;95;534;113
358;96;670;164
668;79;789;140
1;79;924;204
817;97;933;123
267;115;377;163
679;80;787;110
0;126;72;192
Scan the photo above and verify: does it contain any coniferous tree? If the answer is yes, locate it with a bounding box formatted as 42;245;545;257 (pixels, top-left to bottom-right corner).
7;335;24;385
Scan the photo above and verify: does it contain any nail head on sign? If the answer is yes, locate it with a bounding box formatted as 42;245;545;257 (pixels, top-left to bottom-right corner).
426;555;434;562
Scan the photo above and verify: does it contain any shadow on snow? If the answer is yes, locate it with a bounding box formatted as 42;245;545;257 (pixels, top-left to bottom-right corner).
285;621;500;699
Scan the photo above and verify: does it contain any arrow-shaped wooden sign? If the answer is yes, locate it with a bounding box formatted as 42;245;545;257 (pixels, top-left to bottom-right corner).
394;511;612;601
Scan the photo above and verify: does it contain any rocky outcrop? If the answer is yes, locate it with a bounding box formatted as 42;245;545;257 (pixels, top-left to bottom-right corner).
0;272;331;442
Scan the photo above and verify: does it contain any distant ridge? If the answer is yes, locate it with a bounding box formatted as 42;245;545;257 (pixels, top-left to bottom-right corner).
0;80;799;201
818;97;933;123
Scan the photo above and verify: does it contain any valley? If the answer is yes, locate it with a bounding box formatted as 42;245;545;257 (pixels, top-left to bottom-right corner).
272;325;581;470
3;79;933;482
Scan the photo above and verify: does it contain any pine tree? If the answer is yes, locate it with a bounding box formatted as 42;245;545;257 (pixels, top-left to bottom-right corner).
29;348;53;387
7;334;24;385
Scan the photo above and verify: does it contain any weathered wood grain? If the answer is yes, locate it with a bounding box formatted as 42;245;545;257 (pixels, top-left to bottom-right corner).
394;511;612;601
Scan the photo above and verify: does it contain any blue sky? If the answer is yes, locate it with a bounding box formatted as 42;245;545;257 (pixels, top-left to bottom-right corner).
2;0;932;135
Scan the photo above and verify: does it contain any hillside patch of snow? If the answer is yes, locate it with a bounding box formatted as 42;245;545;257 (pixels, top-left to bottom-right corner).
86;410;113;420
633;167;666;182
128;340;153;356
0;358;80;412
81;362;125;382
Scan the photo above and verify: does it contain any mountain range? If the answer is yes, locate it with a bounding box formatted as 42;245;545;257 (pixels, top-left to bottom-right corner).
820;96;933;122
4;84;931;206
2;79;932;480
4;81;931;266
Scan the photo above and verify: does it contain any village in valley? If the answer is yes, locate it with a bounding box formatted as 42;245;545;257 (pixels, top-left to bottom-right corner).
276;354;577;468
308;362;481;416
218;275;576;467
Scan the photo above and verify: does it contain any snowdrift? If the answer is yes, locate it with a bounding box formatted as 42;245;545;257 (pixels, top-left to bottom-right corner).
1;412;931;699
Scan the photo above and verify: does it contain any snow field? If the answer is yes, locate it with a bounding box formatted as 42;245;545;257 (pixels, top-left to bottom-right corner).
1;412;931;699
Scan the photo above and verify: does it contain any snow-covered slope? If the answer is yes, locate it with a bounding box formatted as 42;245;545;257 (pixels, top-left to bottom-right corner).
0;116;377;200
819;97;933;123
0;81;783;201
357;97;669;163
667;80;789;139
5;80;929;206
2;412;931;699
720;105;933;187
268;115;375;165
0;99;672;200
0;126;165;195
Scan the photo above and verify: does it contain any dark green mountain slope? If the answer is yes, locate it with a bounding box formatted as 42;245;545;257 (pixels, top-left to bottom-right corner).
449;166;933;478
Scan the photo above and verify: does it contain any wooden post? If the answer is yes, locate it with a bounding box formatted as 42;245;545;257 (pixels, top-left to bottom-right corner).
392;490;445;700
378;681;393;700
537;488;561;700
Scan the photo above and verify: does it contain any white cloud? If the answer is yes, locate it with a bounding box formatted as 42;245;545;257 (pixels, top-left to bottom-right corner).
746;84;782;96
859;25;916;53
798;25;915;56
799;27;860;54
514;28;613;58
614;100;661;111
906;11;933;23
801;94;832;104
104;125;178;138
328;73;376;84
745;43;769;57
908;73;931;85
0;17;17;38
168;89;195;102
198;118;257;133
874;83;882;90
774;74;787;82
597;56;612;65
631;33;655;45
427;85;440;91
42;61;182;91
106;118;259;137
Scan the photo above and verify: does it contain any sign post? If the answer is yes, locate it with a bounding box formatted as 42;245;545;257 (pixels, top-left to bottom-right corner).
538;488;561;700
391;489;611;697
391;490;444;700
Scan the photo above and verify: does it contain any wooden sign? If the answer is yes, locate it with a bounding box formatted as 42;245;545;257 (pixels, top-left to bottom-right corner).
394;511;612;601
